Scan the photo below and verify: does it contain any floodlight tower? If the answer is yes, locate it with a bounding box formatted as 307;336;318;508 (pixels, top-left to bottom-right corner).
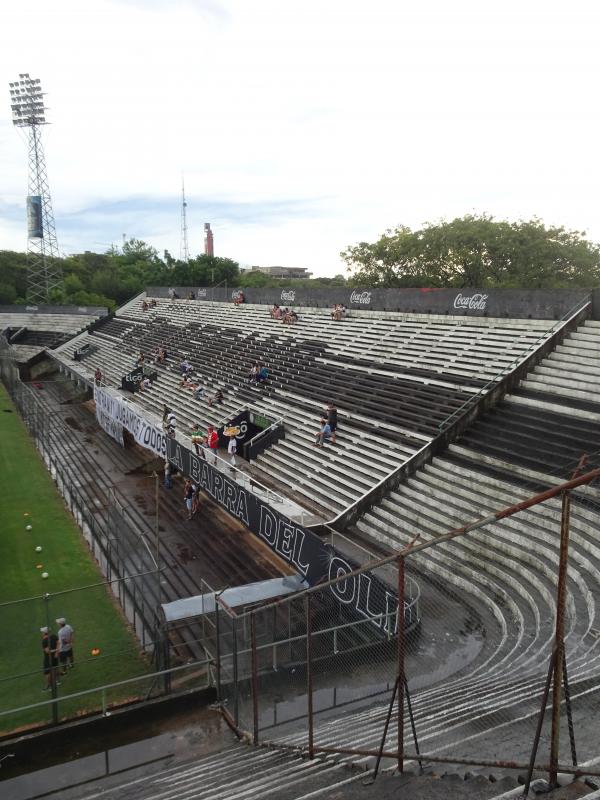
9;73;63;304
180;176;189;263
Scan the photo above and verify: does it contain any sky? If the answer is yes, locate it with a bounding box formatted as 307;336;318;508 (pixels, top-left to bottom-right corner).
2;0;600;277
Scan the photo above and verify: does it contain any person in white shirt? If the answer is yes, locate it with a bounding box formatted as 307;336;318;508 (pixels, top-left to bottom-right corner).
228;435;237;468
56;618;75;673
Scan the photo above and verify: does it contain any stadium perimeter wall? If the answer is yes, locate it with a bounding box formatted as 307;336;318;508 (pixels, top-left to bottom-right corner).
145;286;592;319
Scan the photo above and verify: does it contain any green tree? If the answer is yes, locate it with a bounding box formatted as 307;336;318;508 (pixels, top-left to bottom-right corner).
342;216;600;289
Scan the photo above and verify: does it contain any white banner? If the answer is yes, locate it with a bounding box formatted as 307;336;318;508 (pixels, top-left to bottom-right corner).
94;386;167;458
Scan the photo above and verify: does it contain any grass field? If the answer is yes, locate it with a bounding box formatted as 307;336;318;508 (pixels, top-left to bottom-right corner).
0;383;152;733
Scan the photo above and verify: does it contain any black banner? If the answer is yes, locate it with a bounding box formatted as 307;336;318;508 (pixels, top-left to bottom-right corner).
121;366;158;393
166;438;416;636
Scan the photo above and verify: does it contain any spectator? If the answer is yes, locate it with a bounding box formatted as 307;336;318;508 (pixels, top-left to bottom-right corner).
188;290;196;300
164;460;173;489
233;290;245;306
179;373;194;388
142;300;149;311
136;352;145;367
150;298;158;308
325;401;338;444
155;347;166;364
249;362;260;383
41;626;60;691
192;484;201;516
139;376;152;392
193;384;205;401
191;424;205;456
56;618;75;673
314;418;332;447
257;365;269;383
183;479;196;520
207;425;219;464
94;367;103;386
207;389;224;406
270;303;280;318
227;434;237;469
179;358;193;375
331;304;343;321
165;412;177;437
168;287;176;302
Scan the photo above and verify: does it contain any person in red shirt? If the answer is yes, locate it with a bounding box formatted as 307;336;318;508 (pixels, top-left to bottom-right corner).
207;425;219;465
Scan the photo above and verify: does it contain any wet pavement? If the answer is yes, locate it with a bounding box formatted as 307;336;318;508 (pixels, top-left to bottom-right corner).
0;705;234;800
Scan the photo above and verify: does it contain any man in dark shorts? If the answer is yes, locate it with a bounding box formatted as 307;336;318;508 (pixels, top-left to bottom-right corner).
326;402;338;444
41;626;60;691
56;618;75;673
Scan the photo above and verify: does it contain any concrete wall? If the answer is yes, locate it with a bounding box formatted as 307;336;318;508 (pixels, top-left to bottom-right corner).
145;286;591;320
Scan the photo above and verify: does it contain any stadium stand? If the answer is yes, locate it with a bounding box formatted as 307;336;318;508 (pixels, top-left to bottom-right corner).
0;306;105;360
50;295;557;517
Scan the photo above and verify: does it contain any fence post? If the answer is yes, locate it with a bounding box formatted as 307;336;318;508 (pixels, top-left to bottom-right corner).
215;602;222;701
251;612;259;745
306;593;314;760
397;555;405;773
549;488;572;786
232;615;239;726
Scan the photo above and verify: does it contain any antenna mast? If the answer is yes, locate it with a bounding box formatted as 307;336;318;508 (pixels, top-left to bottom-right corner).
9;73;63;304
180;176;189;263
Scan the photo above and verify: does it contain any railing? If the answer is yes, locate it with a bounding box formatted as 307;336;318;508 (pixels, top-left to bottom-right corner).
320;294;592;532
438;292;592;432
244;416;285;461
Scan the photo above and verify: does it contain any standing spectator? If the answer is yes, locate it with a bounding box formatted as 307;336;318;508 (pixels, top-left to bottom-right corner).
228;434;238;469
183;479;196;520
165;412;177;437
191;423;205;456
168;287;175;302
326;401;338;444
94;367;103;386
41;626;60;691
142;300;149;311
56;618;75;673
207;425;219;464
314;418;332;447
192;484;201;516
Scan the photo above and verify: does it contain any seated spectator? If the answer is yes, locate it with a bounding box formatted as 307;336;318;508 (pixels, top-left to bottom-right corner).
233;290;245;306
94;367;103;386
188;290;196;300
270;303;279;318
273;305;283;320
142;300;149;311
257;366;269;383
179;373;194;388
139;376;152;392
314;418;332;447
193;384;204;400
325;401;338;444
136;352;145;367
150;298;158;308
289;310;298;324
331;304;343;321
179;358;193;375
282;308;298;325
207;389;224;406
249;362;260;382
155;347;166;364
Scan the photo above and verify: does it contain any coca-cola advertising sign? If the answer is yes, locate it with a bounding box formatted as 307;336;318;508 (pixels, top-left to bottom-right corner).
350;291;372;305
453;293;488;312
280;290;296;303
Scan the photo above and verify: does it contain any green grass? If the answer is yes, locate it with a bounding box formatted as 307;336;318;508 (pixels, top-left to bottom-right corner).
0;383;152;733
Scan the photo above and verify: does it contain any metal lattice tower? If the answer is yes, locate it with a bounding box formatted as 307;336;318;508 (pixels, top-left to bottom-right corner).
180;176;189;263
9;73;63;304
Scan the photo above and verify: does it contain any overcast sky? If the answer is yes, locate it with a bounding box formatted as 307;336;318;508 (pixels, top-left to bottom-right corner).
2;0;600;276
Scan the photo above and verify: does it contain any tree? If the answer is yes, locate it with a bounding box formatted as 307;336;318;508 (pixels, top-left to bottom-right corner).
342;216;600;289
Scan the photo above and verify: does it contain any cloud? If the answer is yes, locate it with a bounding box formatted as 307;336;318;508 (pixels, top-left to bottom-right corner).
2;0;600;275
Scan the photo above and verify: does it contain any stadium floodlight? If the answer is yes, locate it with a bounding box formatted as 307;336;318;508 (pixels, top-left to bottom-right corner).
8;73;63;304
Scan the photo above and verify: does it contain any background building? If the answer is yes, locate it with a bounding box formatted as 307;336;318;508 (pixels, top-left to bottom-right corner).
241;265;313;279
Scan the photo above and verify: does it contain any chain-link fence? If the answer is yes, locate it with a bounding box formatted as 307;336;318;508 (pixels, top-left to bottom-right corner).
216;471;600;787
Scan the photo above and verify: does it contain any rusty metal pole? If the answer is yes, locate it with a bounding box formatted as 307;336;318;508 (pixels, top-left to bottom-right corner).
397;555;406;773
549;487;571;786
251;612;259;745
306;593;314;760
